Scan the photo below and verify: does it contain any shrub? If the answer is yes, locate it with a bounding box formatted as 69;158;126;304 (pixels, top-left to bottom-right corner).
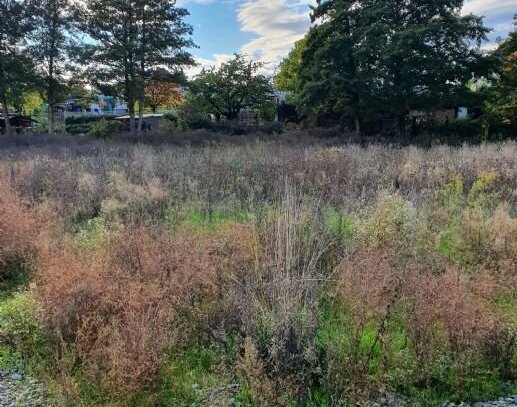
0;170;37;276
87;118;122;139
35;225;252;396
227;187;331;401
0;292;49;367
0;136;516;405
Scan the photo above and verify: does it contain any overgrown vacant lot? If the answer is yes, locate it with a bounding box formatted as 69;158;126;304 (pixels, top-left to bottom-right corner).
0;135;515;406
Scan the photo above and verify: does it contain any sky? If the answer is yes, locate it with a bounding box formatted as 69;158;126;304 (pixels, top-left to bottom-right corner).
182;0;516;76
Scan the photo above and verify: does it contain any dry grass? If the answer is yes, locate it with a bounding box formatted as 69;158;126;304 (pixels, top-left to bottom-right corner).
0;137;515;405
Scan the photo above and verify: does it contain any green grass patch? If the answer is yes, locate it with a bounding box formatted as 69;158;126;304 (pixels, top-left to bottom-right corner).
154;343;236;406
324;208;353;240
0;291;50;373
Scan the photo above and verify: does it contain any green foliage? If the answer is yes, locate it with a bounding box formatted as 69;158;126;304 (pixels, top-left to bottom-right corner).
155;344;236;406
358;193;416;249
31;0;74;133
297;0;491;134
324;209;353;241
0;0;39;135
20;90;43;115
255;101;277;123
77;0;194;135
157;115;179;134
189;54;272;121
87;118;121;138
76;217;107;249
436;173;502;268
0;292;50;370
438;175;464;207
274;36;308;94
482;25;517;136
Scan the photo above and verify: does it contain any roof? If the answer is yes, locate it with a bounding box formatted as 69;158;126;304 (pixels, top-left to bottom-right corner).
115;114;164;120
0;114;38;122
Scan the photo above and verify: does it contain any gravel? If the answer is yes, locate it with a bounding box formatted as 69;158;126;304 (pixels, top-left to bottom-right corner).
0;369;514;406
366;393;517;407
0;368;50;407
437;397;517;407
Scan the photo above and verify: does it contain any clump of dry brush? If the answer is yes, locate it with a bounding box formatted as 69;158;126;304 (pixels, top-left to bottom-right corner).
35;224;256;394
0;166;38;271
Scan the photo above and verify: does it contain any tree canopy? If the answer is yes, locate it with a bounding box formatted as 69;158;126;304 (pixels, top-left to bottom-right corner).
77;0;194;134
296;0;491;135
189;54;272;121
31;0;74;133
0;0;36;134
483;17;517;134
274;36;307;94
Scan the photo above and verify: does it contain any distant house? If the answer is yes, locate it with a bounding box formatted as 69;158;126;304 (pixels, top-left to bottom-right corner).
409;107;468;125
0;114;37;133
56;96;128;121
237;90;292;125
114;114;164;132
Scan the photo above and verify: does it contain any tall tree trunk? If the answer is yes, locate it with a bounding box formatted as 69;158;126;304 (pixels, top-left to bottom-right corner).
128;99;136;136
47;57;54;134
354;116;361;136
398;114;406;138
1;92;12;136
137;7;146;135
137;97;144;133
47;102;54;135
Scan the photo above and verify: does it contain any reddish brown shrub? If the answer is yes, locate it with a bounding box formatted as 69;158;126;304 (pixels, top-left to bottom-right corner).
335;245;509;397
35;225;254;393
0;168;37;270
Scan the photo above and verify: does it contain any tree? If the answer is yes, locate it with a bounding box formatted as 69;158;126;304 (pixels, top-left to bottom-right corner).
133;0;195;132
77;0;140;134
31;0;74;134
360;0;489;136
189;54;272;121
483;17;517;134
145;80;182;113
78;0;194;135
19;90;44;115
297;1;365;132
297;0;490;136
274;36;307;94
0;0;35;135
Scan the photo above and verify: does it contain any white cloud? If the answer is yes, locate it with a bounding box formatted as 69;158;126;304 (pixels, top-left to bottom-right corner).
234;0;514;68
237;0;313;65
463;0;515;16
184;53;234;78
463;0;515;38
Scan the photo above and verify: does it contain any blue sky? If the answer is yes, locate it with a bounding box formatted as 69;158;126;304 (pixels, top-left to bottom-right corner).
182;0;516;75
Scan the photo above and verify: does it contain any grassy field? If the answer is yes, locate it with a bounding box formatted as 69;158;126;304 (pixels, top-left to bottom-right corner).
0;135;515;406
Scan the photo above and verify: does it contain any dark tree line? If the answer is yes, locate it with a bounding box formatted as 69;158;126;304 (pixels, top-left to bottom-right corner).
276;0;514;137
0;0;194;135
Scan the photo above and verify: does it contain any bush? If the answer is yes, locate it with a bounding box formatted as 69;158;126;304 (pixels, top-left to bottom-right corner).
87;118;122;139
0;171;37;275
35;225;252;396
0;292;49;367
